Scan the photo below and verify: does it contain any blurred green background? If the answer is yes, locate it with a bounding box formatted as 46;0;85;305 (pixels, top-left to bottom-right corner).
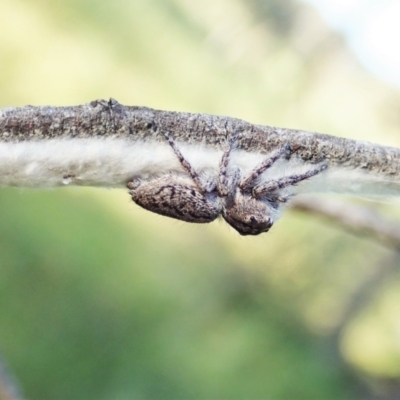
1;0;400;399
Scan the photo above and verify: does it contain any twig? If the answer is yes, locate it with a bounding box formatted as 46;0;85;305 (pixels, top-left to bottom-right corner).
292;196;400;249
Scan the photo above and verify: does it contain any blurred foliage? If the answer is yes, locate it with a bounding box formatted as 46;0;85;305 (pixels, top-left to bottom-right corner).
0;189;357;400
246;0;301;37
1;0;400;399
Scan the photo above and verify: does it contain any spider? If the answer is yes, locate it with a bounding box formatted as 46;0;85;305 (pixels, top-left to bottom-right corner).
126;132;327;235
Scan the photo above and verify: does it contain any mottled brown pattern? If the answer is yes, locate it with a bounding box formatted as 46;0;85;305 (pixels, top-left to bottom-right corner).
130;178;221;223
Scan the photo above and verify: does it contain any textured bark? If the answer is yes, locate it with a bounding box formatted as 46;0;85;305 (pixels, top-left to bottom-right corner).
0;98;399;179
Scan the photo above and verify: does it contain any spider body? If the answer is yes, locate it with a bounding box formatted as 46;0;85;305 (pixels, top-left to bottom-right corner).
127;132;327;235
127;177;220;223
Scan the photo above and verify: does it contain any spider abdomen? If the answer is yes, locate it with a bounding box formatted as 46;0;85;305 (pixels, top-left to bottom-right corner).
129;176;221;223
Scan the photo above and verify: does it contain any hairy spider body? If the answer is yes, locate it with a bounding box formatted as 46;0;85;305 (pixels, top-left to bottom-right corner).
127;132;327;235
127;177;220;223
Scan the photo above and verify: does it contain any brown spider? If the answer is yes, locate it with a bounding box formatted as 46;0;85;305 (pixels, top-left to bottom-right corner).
127;132;327;235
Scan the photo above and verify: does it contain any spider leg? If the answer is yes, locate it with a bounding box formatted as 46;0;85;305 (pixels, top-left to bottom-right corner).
202;174;218;193
266;193;290;203
239;143;291;191
217;132;240;197
252;162;328;197
161;131;206;193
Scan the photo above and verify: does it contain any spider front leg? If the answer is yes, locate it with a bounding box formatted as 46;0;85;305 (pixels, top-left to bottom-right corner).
239;143;291;191
162;130;217;193
217;133;240;198
252;162;328;198
161;131;206;192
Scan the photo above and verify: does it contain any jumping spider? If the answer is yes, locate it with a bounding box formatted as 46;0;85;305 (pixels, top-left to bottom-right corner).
127;132;327;235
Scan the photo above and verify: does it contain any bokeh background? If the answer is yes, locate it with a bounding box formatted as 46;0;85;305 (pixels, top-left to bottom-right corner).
1;0;400;399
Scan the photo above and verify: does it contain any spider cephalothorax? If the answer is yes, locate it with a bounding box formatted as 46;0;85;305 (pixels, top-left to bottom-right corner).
127;132;327;235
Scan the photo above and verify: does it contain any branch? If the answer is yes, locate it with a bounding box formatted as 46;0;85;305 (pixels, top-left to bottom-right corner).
0;99;399;196
292;196;400;249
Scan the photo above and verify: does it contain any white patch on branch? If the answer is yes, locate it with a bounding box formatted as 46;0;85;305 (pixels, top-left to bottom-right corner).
0;137;398;198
